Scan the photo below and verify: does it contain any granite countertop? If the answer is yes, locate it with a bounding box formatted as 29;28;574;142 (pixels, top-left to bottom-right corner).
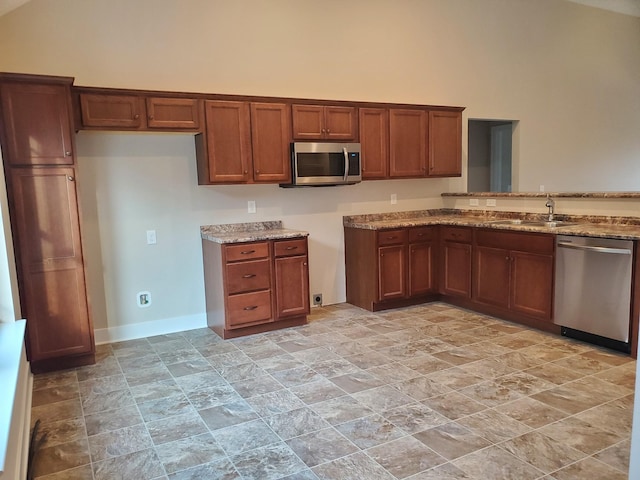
442;192;640;198
343;209;640;240
201;221;309;244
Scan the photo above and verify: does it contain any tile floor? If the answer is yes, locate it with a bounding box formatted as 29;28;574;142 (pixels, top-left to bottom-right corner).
29;303;635;479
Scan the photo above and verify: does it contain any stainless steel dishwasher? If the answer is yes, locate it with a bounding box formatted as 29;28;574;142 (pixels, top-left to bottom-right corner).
554;235;633;353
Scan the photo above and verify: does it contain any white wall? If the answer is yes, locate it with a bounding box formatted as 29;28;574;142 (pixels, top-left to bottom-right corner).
0;0;639;335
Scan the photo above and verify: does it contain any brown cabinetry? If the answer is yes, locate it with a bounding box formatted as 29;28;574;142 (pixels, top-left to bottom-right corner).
202;236;309;339
389;109;428;178
0;75;94;372
428;110;462;177
439;226;472;298
345;225;437;311
1;82;75;166
474;229;554;322
292;104;357;141
196;100;291;185
359;108;389;179
78;92;201;130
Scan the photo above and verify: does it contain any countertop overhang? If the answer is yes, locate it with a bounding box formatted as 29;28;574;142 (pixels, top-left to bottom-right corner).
201;221;309;244
343;209;640;241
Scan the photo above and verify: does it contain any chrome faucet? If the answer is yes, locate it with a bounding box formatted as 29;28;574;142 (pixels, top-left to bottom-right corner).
545;195;555;222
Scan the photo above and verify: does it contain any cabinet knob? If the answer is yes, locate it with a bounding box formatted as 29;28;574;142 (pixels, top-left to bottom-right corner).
134;114;140;119
67;176;75;181
65;151;72;156
303;262;307;266
149;115;154;120
321;128;326;133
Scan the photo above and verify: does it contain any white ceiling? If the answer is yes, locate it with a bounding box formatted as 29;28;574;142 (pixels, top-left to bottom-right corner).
0;0;639;18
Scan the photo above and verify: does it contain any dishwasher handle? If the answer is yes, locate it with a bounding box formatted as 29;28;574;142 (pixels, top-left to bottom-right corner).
557;242;632;255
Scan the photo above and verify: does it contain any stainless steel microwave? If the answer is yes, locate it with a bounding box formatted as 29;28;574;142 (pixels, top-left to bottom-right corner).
280;142;361;187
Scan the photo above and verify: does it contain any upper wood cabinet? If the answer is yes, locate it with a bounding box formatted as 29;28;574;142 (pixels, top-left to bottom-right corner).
79;92;201;130
389;109;428;178
197;100;252;184
146;97;200;129
0;82;75;166
80;93;144;129
428;110;462;177
250;102;291;183
359;108;389;179
292;104;357;141
196;100;292;185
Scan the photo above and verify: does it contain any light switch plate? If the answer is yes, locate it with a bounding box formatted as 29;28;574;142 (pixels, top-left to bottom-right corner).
248;201;256;214
390;194;397;205
146;230;157;245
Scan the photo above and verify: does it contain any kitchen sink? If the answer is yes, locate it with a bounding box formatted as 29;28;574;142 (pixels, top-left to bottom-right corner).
488;219;576;228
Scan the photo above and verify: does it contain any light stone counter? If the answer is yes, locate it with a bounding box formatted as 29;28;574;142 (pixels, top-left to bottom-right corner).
201;221;309;244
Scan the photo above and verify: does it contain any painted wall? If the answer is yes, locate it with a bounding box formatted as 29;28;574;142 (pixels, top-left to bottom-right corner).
0;0;639;337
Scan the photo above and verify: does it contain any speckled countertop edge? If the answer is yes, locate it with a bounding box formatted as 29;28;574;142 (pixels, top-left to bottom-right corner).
201;221;309;244
442;192;640;198
343;209;640;240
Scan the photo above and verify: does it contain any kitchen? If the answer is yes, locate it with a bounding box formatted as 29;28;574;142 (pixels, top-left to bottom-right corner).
0;0;639;479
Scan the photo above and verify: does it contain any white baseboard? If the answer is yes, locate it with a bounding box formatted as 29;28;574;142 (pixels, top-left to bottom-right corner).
94;313;208;345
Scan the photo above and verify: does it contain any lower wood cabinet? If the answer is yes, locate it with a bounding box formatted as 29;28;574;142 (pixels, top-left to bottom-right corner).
474;229;554;322
439;226;473;298
202;236;309;339
345;226;437;311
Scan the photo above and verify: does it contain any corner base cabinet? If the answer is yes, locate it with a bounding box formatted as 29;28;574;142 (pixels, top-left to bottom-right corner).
344;226;437;311
202;237;309;339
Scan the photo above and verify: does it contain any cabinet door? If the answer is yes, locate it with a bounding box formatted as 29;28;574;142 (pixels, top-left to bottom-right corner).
10;167;93;361
359;108;388;179
428;110;461;177
146;97;200;129
274;255;310;319
1;82;74;166
250;102;291;183
292;104;325;140
324;106;357;140
474;246;510;308
409;242;435;297
389;109;427;177
440;242;471;298
378;245;406;301
203;100;252;183
79;93;143;128
510;251;554;320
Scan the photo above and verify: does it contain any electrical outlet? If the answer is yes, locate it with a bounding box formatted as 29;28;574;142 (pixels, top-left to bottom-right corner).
390;194;397;205
247;200;256;214
539;185;545;192
469;199;479;206
486;198;497;207
146;230;157;245
137;291;151;308
312;293;323;306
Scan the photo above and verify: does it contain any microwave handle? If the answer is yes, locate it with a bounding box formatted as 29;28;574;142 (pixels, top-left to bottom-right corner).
343;147;349;183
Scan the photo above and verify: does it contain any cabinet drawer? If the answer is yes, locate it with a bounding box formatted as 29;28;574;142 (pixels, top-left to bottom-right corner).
225;242;269;262
274;238;307;257
409;226;435;243
476;229;554;255
227;290;272;327
226;259;271;294
440;226;472;243
377;229;407;246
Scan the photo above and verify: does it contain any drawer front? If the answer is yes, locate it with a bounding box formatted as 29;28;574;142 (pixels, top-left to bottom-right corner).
227;290;272;327
377;229;408;246
274;238;308;257
440;226;472;243
226;259;271;295
476;229;554;254
409;226;435;243
225;242;269;262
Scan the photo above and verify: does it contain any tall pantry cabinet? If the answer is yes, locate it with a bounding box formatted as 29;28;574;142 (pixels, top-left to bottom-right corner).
0;74;94;372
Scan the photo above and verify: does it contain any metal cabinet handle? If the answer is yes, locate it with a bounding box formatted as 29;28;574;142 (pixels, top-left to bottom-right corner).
285;246;298;250
65;151;72;156
240;250;255;255
243;305;258;311
242;274;256;278
557;242;632;255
